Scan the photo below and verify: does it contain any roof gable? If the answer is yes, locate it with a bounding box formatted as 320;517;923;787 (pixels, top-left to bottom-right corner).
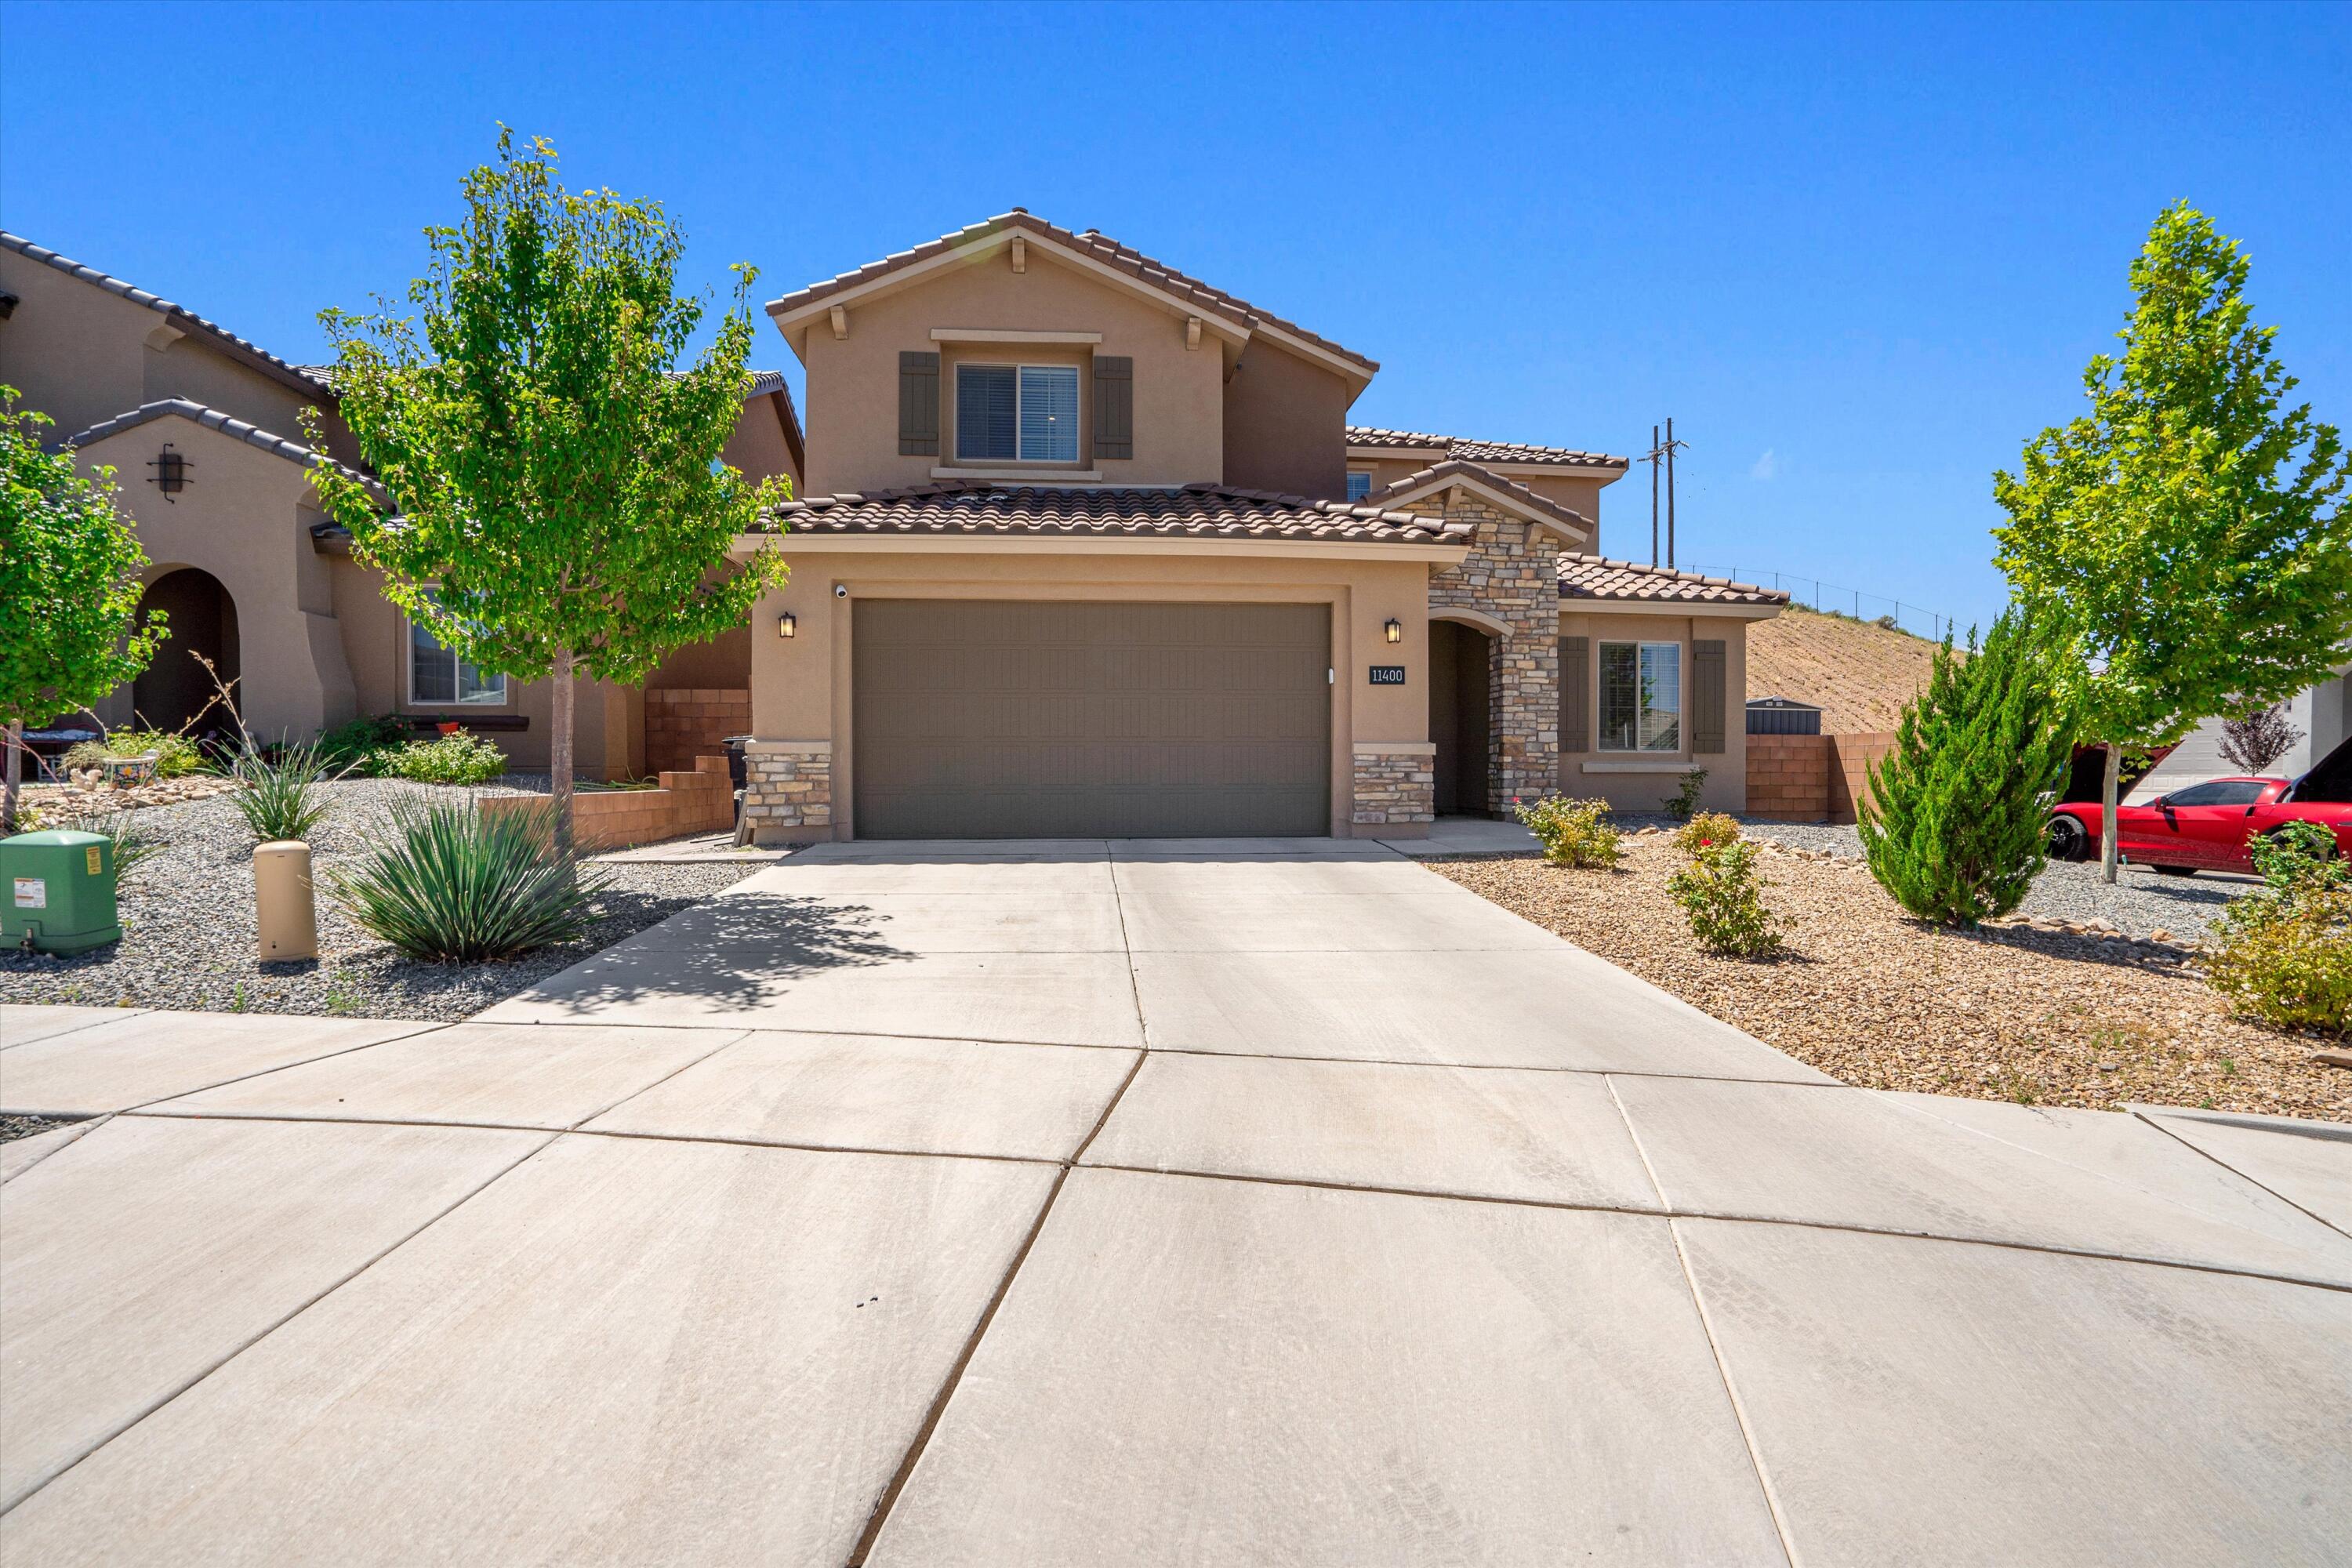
1;232;331;403
64;397;387;505
767;211;1377;390
1362;459;1594;547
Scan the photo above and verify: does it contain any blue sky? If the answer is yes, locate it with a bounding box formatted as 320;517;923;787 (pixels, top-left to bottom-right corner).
3;1;2344;633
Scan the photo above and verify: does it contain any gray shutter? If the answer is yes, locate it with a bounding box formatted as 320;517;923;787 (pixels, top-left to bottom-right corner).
898;351;939;456
1092;355;1133;459
1560;636;1589;753
1693;639;1727;753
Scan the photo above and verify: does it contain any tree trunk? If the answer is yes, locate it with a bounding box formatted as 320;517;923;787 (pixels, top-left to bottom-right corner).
2;720;21;835
550;648;575;857
2100;741;2122;885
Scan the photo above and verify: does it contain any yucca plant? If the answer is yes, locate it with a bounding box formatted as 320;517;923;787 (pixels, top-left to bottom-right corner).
231;739;336;843
328;791;606;962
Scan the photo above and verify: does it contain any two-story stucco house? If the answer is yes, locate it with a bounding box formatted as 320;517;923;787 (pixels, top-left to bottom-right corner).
731;211;1785;842
2;212;1786;836
0;231;802;779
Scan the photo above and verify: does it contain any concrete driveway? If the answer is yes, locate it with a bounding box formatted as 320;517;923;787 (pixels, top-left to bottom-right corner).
3;837;2348;1565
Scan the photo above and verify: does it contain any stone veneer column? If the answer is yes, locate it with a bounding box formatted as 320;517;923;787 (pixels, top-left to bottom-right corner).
741;740;833;844
1350;742;1436;829
1410;492;1563;812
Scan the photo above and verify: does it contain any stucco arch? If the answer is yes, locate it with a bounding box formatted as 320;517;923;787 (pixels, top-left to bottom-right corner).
131;566;239;738
1430;605;1512;640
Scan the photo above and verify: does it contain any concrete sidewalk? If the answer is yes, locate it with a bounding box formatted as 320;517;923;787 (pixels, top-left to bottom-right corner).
3;837;2347;1564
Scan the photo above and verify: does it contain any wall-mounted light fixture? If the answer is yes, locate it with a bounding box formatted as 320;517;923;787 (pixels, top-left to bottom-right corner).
147;443;188;502
779;611;797;640
1384;617;1403;644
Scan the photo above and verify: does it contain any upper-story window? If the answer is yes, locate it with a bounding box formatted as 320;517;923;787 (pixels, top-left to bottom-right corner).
956;364;1080;463
1599;641;1681;751
1345;471;1373;503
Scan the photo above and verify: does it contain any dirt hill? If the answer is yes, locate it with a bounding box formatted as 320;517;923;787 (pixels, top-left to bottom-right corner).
1745;605;1944;732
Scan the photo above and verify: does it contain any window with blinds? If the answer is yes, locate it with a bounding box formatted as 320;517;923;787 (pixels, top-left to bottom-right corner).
955;363;1080;463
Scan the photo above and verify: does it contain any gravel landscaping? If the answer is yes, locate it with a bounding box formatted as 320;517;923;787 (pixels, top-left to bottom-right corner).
0;780;758;1021
1617;815;2257;944
1430;835;2350;1122
1;1113;78;1145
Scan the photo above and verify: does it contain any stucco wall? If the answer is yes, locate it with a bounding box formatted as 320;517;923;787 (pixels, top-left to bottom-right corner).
793;249;1226;495
0;253;156;439
741;544;1443;840
1225;340;1351;500
1557;608;1756;814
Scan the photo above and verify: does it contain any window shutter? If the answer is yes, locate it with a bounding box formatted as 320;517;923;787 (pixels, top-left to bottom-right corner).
1560;636;1589;753
1693;639;1727;753
1092;355;1133;459
898;351;939;456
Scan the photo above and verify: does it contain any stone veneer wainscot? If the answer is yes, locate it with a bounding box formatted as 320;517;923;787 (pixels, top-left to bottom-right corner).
1352;742;1436;827
742;741;833;842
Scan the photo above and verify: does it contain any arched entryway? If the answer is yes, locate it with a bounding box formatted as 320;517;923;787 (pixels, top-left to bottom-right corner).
1428;618;1492;815
131;568;239;739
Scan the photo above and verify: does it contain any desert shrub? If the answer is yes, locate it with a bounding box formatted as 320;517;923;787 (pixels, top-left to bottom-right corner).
1668;840;1788;957
2206;822;2351;1035
1858;612;2074;926
328;791;606;962
1661;768;1709;822
318;713;413;774
376;730;507;786
231;739;335;842
1515;795;1623;869
1672;811;1743;855
61;810;166;880
61;730;208;778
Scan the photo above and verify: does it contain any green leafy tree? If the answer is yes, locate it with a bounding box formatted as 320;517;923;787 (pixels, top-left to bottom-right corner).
1859;614;2077;926
1994;203;2352;882
310;130;789;848
0;389;167;831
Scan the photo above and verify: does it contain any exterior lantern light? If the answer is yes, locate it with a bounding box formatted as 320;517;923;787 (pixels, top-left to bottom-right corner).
147;443;189;502
1384;617;1403;644
779;611;797;639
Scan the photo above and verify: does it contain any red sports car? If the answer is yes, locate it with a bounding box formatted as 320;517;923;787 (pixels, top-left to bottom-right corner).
2045;735;2352;875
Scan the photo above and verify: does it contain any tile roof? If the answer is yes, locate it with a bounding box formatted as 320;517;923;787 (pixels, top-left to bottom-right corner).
2;232;332;399
1347;425;1627;470
1558;554;1788;606
1360;459;1594;542
768;210;1377;376
757;481;1470;545
60;398;388;505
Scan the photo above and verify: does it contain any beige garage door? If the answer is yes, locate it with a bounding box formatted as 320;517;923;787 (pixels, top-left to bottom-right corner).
852;600;1331;839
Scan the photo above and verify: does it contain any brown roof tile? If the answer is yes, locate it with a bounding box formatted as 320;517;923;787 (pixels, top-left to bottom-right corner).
768;211;1377;376
1558;554;1789;605
757;481;1468;545
1347;425;1627;470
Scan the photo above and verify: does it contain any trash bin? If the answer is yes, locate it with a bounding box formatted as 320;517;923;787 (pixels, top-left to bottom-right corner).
2;829;122;954
720;735;753;794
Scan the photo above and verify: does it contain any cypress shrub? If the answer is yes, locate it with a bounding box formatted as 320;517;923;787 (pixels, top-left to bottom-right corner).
1858;613;2074;926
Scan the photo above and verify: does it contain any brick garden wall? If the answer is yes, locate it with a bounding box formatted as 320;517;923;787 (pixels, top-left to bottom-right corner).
645;688;750;779
1745;731;1896;824
480;755;734;851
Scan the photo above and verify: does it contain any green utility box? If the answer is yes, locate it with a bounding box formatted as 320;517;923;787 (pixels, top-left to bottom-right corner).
2;830;122;954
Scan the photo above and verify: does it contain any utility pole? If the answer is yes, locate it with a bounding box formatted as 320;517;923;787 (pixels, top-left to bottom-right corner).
1648;423;1661;567
1640;419;1690;569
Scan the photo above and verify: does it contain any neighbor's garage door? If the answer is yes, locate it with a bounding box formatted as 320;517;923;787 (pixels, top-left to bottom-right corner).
852;600;1330;839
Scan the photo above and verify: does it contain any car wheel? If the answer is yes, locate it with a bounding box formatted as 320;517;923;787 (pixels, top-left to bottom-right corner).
2153;866;2197;877
2045;815;2089;862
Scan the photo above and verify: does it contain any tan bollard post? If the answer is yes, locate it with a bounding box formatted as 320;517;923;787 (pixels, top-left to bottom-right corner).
253;840;318;961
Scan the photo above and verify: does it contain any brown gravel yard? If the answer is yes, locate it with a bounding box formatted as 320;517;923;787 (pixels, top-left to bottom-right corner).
1429;837;2352;1122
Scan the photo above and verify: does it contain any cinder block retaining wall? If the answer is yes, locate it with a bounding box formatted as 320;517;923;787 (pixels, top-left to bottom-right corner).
481;754;735;851
1746;731;1896;824
645;688;750;779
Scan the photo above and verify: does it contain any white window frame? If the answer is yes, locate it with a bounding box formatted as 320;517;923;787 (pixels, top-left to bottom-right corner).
1597;640;1682;753
406;593;508;708
1345;470;1374;503
954;361;1081;464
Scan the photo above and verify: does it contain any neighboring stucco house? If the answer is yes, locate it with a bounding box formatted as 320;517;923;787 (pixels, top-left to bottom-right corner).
731;210;1786;842
0;232;802;779
2125;664;2352;804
